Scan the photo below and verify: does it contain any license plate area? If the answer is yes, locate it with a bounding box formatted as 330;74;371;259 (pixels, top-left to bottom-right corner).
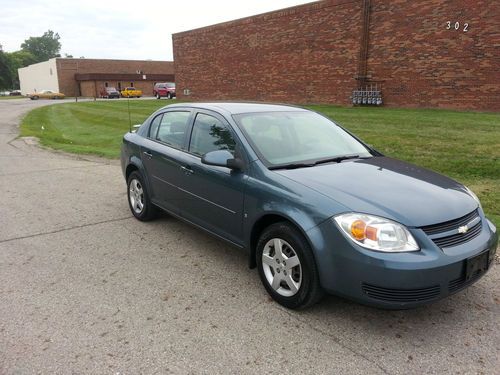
466;250;489;281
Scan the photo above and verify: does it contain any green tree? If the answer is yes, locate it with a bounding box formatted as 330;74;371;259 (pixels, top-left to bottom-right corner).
5;50;36;89
21;30;61;63
0;44;14;90
8;50;36;68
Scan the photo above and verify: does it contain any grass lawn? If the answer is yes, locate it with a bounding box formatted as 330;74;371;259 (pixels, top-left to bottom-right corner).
20;99;500;226
0;96;26;100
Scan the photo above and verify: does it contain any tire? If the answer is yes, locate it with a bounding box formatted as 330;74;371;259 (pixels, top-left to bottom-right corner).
127;171;158;221
156;93;160;99
257;222;323;309
32;96;39;100
167;92;172;99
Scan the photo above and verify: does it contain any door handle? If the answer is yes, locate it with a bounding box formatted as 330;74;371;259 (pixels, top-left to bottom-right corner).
143;151;153;159
180;165;194;175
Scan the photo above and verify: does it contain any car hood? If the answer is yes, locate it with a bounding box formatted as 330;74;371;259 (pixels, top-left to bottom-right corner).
274;157;477;227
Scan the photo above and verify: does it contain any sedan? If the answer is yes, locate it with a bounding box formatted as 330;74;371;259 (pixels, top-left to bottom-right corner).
28;90;65;100
120;103;497;309
121;87;142;98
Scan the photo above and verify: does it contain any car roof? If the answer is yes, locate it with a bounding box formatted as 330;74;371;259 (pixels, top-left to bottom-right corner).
161;102;307;115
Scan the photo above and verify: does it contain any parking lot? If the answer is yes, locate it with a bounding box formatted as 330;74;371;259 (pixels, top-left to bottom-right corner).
0;99;499;374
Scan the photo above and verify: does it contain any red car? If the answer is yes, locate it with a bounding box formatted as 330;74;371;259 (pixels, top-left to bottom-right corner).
153;82;176;99
100;87;120;99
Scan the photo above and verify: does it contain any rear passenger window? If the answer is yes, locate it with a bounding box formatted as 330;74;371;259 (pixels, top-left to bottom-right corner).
156;111;191;149
189;113;236;156
149;114;162;138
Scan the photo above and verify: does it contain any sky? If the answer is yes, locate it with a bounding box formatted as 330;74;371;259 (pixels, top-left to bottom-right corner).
0;0;314;61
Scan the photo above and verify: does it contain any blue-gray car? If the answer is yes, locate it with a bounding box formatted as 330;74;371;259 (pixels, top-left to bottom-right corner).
120;103;497;309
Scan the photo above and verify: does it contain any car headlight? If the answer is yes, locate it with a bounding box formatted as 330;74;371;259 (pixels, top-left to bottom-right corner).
465;186;482;208
334;213;419;252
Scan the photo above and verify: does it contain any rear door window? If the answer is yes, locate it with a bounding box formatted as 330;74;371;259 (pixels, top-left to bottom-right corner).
156;111;191;149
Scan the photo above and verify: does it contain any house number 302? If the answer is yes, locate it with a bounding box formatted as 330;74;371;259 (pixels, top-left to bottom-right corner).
446;21;469;32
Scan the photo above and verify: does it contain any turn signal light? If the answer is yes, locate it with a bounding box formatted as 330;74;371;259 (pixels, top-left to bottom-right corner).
351;220;366;240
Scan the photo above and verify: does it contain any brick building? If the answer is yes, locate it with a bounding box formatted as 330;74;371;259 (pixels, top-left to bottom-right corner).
19;58;175;97
173;0;500;111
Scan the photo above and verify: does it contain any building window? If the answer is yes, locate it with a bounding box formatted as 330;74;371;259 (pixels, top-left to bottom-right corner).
105;82;108;87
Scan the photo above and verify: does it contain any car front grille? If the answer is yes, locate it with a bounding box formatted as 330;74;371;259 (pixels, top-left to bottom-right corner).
420;209;482;248
361;283;441;302
448;272;483;294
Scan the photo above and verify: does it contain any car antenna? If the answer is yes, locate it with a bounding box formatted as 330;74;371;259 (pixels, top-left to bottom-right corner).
127;96;132;133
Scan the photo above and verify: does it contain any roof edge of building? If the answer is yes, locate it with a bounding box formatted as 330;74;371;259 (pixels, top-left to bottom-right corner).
172;0;357;38
55;58;173;63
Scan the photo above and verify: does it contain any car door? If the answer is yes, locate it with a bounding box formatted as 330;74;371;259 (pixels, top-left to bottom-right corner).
174;110;248;245
140;110;193;214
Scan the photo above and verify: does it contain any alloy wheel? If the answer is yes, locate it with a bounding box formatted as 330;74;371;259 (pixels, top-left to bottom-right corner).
262;238;302;297
129;178;144;214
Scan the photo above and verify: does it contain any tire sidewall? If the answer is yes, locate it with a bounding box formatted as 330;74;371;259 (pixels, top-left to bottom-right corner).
256;222;320;309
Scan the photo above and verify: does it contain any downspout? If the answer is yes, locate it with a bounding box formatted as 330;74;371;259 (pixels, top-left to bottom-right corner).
357;0;371;87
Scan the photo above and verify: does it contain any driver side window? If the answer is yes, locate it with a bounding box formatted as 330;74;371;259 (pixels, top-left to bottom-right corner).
189;113;236;156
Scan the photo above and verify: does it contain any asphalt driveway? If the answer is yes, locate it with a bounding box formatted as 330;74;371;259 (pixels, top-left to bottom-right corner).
0;98;498;374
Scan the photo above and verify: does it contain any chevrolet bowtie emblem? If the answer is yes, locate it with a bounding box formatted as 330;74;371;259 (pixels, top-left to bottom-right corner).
458;225;469;234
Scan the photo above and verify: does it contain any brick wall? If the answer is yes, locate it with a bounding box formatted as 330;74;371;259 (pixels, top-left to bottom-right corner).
56;58;174;97
173;0;500;111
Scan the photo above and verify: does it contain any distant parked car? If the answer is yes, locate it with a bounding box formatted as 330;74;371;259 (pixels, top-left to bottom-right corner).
100;87;120;99
9;90;22;96
28;90;65;100
153;82;176;99
121;87;142;98
0;91;10;96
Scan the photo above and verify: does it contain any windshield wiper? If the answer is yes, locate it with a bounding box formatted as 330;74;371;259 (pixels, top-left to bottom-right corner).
269;162;315;170
313;154;362;166
269;154;369;170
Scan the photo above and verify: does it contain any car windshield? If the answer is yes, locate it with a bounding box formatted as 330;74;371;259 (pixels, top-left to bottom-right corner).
234;111;372;167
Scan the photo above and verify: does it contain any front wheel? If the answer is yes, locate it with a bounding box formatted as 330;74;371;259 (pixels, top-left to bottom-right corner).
156;93;160;99
257;222;323;309
127;171;157;221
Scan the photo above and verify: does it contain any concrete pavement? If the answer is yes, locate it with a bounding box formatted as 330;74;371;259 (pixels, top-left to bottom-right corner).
0;98;499;374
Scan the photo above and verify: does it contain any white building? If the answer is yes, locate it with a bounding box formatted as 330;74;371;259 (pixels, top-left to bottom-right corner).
18;58;59;95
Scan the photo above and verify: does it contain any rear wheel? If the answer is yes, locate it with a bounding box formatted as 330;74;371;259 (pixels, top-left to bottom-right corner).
257;222;323;309
127;171;157;221
156;93;160;99
32;96;39;100
167;92;172;99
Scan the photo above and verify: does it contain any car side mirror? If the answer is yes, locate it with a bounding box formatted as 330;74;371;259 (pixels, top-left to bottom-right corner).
202;150;244;170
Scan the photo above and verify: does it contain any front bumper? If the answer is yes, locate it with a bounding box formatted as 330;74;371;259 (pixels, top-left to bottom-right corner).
309;214;498;309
